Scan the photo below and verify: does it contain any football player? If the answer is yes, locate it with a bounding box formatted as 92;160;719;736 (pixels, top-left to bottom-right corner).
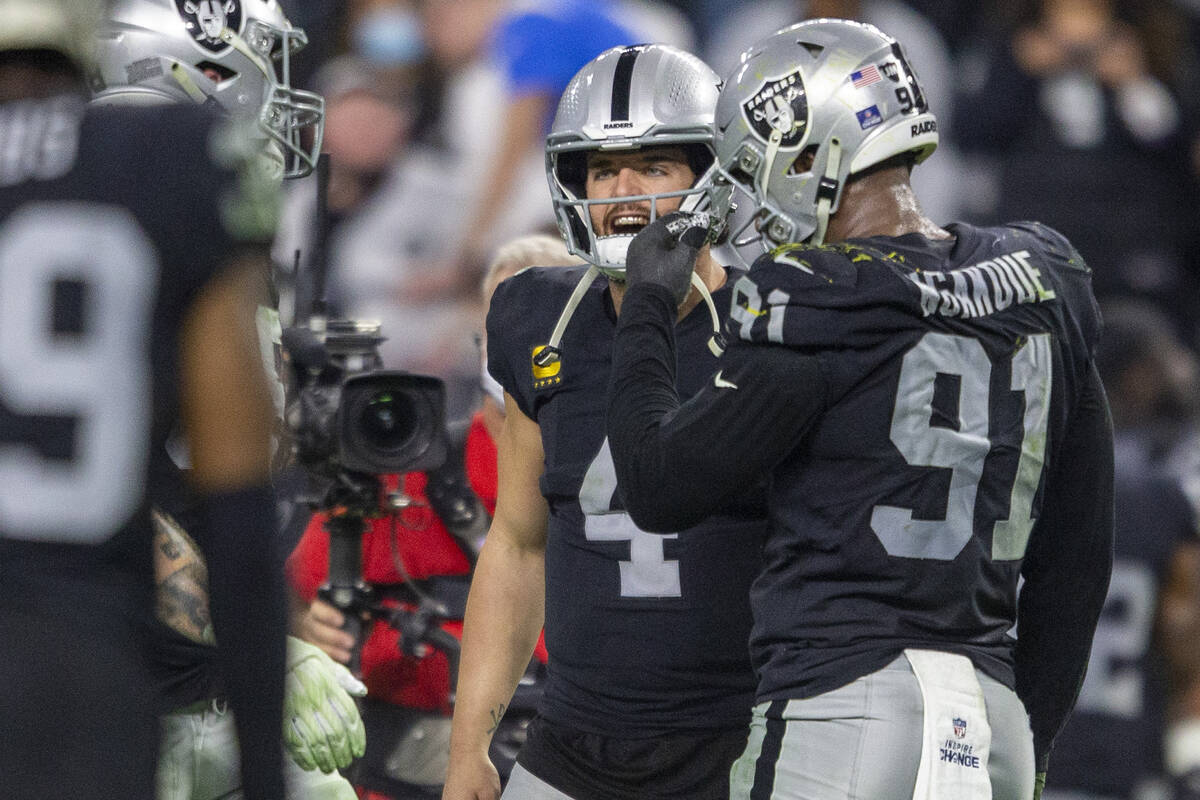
443;44;768;800
89;2;362;800
0;0;286;798
606;19;1114;800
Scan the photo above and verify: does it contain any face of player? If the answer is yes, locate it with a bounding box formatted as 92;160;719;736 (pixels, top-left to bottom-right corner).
584;146;697;237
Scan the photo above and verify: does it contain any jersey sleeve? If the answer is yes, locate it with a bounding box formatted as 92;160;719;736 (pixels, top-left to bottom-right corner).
607;283;827;531
485;272;533;418
732;245;924;402
485;267;583;421
1011;220;1103;358
1014;361;1115;770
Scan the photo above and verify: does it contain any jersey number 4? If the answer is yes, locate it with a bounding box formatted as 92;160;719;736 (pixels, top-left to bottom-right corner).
580;438;682;598
871;331;1052;561
0;203;156;543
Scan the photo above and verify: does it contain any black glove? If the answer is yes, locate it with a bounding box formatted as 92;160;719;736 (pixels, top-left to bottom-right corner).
624;211;712;306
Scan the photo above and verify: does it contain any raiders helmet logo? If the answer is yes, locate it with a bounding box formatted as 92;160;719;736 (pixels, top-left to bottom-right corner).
881;61;900;83
175;0;243;54
742;70;809;148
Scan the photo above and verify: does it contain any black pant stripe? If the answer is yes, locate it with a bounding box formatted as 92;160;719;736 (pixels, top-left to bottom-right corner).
750;700;789;800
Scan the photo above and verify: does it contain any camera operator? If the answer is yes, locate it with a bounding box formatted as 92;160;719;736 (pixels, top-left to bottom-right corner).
287;235;580;797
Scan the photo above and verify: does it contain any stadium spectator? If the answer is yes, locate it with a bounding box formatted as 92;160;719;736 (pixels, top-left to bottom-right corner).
444;44;766;800
1043;300;1200;800
956;0;1200;347
289;234;581;798
607;19;1112;800
0;1;286;798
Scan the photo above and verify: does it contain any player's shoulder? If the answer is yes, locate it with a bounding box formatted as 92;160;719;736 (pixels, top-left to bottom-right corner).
1001;220;1089;269
83;101;224;167
745;238;917;310
490;264;598;323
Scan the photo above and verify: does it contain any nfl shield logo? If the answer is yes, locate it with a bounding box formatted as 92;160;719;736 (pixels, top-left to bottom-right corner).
741;69;809;148
175;0;243;54
953;717;967;738
882;61;900;83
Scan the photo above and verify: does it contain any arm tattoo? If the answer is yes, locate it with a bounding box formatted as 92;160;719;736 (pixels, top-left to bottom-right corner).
486;703;507;735
152;509;215;645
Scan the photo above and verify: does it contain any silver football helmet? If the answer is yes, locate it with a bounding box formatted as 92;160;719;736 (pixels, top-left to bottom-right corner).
91;0;324;179
546;43;730;279
0;0;103;68
710;19;938;247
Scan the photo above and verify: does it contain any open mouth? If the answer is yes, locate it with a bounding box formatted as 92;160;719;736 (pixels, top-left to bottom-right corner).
605;210;650;236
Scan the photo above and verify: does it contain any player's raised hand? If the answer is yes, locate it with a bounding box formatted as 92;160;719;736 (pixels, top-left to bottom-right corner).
625;211;713;306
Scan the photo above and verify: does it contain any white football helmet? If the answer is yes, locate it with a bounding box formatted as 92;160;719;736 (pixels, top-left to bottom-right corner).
546;43;730;279
710;19;938;247
0;0;103;68
91;0;324;179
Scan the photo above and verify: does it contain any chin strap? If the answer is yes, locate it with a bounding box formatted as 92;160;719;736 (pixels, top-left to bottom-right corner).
691;271;726;356
168;61;212;104
534;264;725;367
533;264;600;368
812;138;842;246
758;128;784;203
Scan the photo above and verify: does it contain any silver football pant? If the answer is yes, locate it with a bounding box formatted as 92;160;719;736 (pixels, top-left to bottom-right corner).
731;654;1036;800
157;700;359;800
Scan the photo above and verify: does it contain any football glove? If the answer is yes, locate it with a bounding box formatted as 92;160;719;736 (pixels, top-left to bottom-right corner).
284;636;367;774
625;211;713;306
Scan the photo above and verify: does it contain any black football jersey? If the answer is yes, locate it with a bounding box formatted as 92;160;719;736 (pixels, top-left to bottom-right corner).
487;266;765;735
724;221;1102;700
1046;435;1198;794
0;95;271;606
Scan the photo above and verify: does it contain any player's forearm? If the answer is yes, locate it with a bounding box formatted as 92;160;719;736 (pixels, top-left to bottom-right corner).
199;484;288;800
449;532;545;760
608;284;823;531
152;509;215;645
1015;365;1115;767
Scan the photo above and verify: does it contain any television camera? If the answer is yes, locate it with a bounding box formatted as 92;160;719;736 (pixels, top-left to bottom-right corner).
281;319;469;675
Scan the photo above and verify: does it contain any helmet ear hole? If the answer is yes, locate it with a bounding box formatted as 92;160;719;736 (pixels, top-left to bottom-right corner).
789;145;818;175
556;151;587;199
195;60;235;81
681;143;714;182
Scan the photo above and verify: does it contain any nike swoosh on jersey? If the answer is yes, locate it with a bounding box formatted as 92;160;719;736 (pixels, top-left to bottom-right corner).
713;370;738;389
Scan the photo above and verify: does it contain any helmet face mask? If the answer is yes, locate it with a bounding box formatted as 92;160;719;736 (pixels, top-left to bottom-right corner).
710;19;938;248
92;0;324;179
546;44;731;279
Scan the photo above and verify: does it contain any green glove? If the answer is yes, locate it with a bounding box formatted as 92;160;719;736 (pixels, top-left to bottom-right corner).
1033;771;1046;800
283;636;368;774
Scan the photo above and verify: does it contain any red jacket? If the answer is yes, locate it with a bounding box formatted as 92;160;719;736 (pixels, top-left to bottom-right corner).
287;412;546;711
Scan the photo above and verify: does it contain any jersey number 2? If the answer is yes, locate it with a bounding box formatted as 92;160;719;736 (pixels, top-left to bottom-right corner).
0;203;156;543
871;332;1052;561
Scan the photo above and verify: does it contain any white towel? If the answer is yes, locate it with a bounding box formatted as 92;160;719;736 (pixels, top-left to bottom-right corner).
905;648;993;800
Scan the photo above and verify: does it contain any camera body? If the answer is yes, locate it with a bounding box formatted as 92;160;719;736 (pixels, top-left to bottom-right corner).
285;320;448;481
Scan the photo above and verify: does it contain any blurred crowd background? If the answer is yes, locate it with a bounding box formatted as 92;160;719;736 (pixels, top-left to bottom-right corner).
272;0;1200;462
261;3;1200;796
